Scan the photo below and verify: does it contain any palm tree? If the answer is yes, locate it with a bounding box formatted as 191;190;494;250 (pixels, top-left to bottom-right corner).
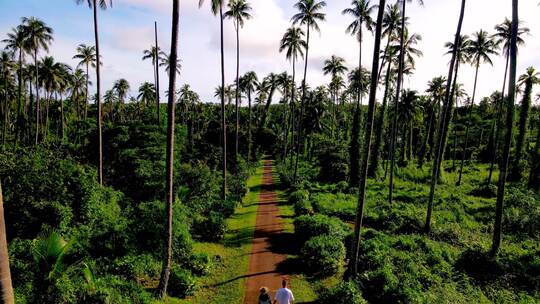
199;0;227;199
113;78;130;122
239;71;258;161
342;0;376;153
142;46;163;121
509;67;539;179
21;17;53;145
225;0;252;160
157;0;180;298
486;18;530;184
0;182;14;303
397;90;420;163
348;0;386;278
370;5;402;177
258;73;279;130
279;27;306;164
418;76;446;167
425;0;467;233
388;0;423;204
75;0;112;186
69;68;88;117
2;26;27;144
492;0;518;256
456;29;499;186
0;51;15;146
73;44;97;120
323;55;348;135
348;66;370;186
138;82;156;106
291;0;326;183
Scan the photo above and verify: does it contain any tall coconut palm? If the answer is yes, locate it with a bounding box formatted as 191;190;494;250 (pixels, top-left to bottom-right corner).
388;0;423;204
456;29;499;186
159;53;181;77
73;44;97;120
138;82;156;106
348;0;386;278
0;51;15;146
2;26;27;145
21;17;53;145
258;73;279;130
225;0;252;160
69;68;88;117
491;0;518;256
75;0;112;186
342;0;374;186
348;66;370;186
425;0;467;233
291;0;326;183
157;0;180;298
418;76;446;167
279;27;306;164
486;18;529;184
142;45;163;121
239;71;258;161
0;182;14;303
113;78;130;122
509;67;539;179
199;0;227;199
323;55;348;135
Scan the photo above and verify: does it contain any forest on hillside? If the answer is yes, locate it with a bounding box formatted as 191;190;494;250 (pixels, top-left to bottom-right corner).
0;0;539;303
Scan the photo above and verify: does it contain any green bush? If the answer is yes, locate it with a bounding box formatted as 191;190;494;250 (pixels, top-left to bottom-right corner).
294;214;350;244
288;190;309;205
168;267;197;298
110;254;161;282
319;281;367;304
192;211;226;242
184;253;212;276
294;199;313;216
503;187;540;239
300;235;345;276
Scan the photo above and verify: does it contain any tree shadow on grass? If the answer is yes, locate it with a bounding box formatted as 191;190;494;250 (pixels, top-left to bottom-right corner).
269;232;301;255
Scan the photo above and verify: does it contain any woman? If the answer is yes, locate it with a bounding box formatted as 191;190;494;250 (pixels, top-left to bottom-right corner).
259;286;272;304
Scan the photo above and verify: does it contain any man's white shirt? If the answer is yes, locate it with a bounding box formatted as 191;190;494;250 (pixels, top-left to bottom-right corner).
274;288;294;304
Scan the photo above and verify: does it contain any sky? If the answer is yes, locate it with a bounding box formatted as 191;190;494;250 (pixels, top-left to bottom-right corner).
1;0;539;105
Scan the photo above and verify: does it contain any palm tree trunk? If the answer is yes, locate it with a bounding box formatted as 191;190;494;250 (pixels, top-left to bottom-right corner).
85;63;89;120
157;0;179;298
457;62;479;185
34;50;40;145
248;88;252;162
528;119;540;189
155;21;161;125
220;5;227;200
289;56;297;167
370;56;392;177
491;0;517;255
235;20;240;161
15;50;24;146
487;53;509;184
348;0;386;278
388;0;407;204
294;24;310;183
350;20;364;185
93;0;104;186
0;182;14;304
418;102;436;168
60;93;65;140
425;0;466;233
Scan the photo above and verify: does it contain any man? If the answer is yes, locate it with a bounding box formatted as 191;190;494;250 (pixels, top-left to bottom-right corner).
273;280;294;304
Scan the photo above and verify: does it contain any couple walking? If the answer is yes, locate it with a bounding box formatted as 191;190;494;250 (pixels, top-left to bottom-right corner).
258;280;295;304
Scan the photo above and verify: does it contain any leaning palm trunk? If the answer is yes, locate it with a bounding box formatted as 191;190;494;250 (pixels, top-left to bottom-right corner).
425;0;467;233
348;0;386;278
234;19;240;161
0;182;15;304
158;0;180;298
492;0;518;255
388;0;407;204
219;5;227;200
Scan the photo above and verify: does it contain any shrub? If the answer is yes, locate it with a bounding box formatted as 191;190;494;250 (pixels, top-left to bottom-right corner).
294;199;313;216
192;211;226;242
470;184;497;198
319;281;367;304
168;268;197;298
184;253;212;276
294;214;350;244
300;235;345;276
503;187;540;238
111;254;161;282
288;190;309;205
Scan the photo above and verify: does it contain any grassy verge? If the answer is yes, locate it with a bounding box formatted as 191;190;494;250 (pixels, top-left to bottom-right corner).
167;164;264;304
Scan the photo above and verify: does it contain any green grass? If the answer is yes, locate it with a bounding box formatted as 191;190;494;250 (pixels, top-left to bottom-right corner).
164;164;264;304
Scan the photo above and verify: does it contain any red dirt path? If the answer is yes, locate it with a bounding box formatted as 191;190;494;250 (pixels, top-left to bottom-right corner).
243;160;288;304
